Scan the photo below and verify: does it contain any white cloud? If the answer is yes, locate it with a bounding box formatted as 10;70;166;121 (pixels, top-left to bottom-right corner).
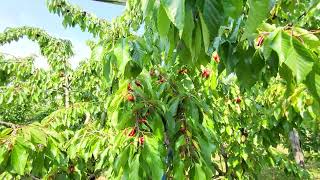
69;40;91;69
0;38;50;69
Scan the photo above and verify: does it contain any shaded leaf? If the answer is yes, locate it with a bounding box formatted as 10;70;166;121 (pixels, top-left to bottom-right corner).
11;143;28;175
158;5;171;37
222;0;243;19
244;0;274;40
161;0;185;31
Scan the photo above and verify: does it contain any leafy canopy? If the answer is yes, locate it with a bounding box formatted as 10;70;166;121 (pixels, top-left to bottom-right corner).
0;0;319;179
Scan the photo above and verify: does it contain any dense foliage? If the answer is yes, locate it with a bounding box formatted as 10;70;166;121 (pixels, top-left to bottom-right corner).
0;0;319;179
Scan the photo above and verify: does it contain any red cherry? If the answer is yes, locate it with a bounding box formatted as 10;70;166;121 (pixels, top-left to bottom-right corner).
256;36;264;46
128;128;136;137
139;136;144;145
68;165;75;173
127;83;133;92
158;76;166;83
180;127;186;133
212;52;220;63
127;94;135;102
138;118;147;123
202;69;210;78
235;97;241;103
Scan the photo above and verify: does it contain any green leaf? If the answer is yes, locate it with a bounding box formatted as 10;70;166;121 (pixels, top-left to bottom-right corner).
142;137;164;179
193;22;202;63
0;128;12;138
197;135;216;163
124;61;142;79
114;146;130;174
161;0;185;31
199;12;210;52
293;27;320;53
243;0;274;40
0;146;9;166
286;36;315;83
185;98;200;124
29;126;47;145
173;161;184;179
129;154;140;179
7;91;14;104
306;70;320;101
175;135;186;151
132;39;148;67
270;30;314;83
32;154;45;177
268;30;292;64
222;0;243;19
226;126;233;136
232;159;239;167
114;39;131;75
103;53;116;83
169;97;181;117
235;47;264;88
11;143;29;175
149;112;165;141
158;5;171;37
194;163;206;180
199;0;224;51
116;110;134;129
141;0;155;17
182;2;194;53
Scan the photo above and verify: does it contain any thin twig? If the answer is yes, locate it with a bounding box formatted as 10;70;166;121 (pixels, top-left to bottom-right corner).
295;29;320;37
29;174;41;180
220;143;229;173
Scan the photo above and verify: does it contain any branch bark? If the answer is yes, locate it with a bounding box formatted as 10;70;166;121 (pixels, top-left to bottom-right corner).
93;0;126;5
220;143;229;173
0;120;17;128
64;74;70;108
289;128;305;167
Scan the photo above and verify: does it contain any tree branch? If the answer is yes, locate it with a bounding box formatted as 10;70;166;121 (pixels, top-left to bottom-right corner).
0;120;17;128
220;143;229;173
93;0;126;5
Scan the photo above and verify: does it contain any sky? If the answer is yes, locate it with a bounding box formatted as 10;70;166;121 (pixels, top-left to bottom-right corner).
0;0;124;69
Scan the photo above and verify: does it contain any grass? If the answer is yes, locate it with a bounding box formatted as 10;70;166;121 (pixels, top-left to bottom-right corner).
258;160;320;180
258;145;320;180
306;161;320;179
213;145;320;179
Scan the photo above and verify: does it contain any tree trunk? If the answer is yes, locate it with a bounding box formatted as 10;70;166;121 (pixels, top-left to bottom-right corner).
84;112;91;124
289;129;305;167
64;74;70;108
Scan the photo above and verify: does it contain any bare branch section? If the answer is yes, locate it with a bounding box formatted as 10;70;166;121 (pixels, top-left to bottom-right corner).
47;0;143;40
47;0;111;37
289;129;305;167
0;120;17;128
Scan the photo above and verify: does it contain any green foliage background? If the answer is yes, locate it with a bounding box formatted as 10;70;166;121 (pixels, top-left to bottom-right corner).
0;0;319;179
